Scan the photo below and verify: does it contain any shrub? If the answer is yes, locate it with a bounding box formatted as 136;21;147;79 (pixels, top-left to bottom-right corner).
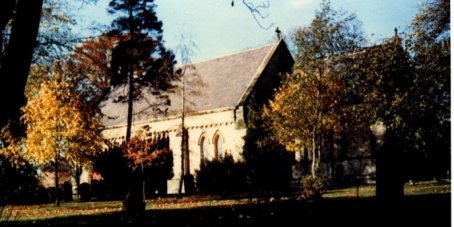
195;154;248;194
302;174;325;199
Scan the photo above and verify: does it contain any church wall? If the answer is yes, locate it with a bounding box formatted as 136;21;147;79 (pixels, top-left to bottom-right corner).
102;107;247;194
291;126;377;186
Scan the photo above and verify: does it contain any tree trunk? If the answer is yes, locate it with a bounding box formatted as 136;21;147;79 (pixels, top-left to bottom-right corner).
122;2;145;216
0;0;15;54
54;160;60;206
316;137;321;174
178;128;188;194
125;65;134;142
0;0;43;129
74;166;82;199
311;129;317;177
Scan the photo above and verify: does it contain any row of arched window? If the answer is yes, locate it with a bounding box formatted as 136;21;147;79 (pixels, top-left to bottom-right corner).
198;131;224;162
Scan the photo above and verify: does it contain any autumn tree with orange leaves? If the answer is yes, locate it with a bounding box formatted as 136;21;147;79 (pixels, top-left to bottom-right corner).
70;34;120;103
264;68;345;178
21;62;103;206
264;1;365;180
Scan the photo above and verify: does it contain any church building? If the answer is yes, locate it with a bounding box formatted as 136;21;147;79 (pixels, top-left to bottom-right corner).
99;37;382;194
100;39;294;194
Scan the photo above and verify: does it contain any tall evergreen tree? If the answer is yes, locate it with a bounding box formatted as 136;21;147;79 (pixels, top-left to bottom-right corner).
108;0;176;141
107;0;176;215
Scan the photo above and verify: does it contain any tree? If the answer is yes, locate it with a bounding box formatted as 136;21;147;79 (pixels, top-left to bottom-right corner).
107;0;176;214
403;0;450;181
33;0;81;65
22;62;103;206
0;120;41;207
230;0;273;29
70;34;120;104
242;48;293;191
0;0;101;131
107;0;176;141
264;68;345;178
264;0;365;178
0;154;40;207
121;132;172;214
0;0;44;129
349;37;411;201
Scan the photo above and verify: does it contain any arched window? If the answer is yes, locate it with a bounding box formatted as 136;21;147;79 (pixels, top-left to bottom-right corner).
213;132;224;160
199;134;212;163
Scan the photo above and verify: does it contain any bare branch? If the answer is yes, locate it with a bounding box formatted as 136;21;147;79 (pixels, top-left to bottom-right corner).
233;0;274;29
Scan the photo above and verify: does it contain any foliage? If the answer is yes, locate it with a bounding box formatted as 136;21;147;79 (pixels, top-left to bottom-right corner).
242;71;292;191
0;0;97;130
0;120;26;166
407;0;449;51
107;0;176;91
195;154;248;194
349;39;411;129
70;34;119;102
301;174;325;199
107;0;177;142
33;0;79;65
123;133;173;170
107;0;176;214
263;68;345;176
264;0;365;177
292;0;366;65
22;62;103;168
125;133;174;196
92;146;130;200
0;155;41;205
402;0;450;180
243;90;294;192
8;61;104;206
93;134;173;200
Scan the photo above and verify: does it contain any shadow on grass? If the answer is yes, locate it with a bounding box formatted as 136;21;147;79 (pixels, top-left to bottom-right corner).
1;193;450;227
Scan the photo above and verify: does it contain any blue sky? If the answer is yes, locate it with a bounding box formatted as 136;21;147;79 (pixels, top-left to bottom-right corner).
76;0;424;63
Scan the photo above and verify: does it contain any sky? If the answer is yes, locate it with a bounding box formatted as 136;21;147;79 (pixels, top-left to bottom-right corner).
75;0;424;63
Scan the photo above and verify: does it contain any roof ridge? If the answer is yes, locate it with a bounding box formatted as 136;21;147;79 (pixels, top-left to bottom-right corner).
236;39;283;106
179;41;277;67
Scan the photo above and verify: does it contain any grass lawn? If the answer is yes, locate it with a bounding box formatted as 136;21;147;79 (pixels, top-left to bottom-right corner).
0;195;261;222
323;180;451;198
0;181;450;226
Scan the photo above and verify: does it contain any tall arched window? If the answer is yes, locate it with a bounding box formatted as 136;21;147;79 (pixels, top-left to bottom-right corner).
213;132;224;160
199;134;211;163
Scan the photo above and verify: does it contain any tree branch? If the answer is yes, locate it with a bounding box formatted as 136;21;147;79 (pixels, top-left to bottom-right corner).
232;0;274;29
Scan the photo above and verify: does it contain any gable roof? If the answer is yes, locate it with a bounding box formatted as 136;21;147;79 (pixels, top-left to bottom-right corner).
100;39;289;128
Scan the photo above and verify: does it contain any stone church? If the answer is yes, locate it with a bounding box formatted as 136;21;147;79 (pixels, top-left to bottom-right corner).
99;38;377;194
100;39;294;194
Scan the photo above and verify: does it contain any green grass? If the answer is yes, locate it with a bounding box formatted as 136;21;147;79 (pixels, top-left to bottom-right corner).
0;201;123;222
1;181;450;222
404;180;451;195
0;196;257;222
322;184;376;198
322;180;451;198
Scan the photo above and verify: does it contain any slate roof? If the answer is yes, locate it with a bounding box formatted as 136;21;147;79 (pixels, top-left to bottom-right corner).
100;40;283;128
